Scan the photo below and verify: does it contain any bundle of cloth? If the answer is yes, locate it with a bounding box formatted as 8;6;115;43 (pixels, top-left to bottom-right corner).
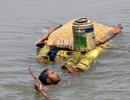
36;17;122;73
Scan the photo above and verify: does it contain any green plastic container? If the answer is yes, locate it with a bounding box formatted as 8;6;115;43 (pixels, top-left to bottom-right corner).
72;17;96;52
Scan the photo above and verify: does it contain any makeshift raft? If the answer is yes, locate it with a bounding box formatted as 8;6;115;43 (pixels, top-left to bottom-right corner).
36;17;122;73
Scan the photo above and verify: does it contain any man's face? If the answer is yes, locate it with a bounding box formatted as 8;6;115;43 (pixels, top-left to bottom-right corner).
47;70;60;83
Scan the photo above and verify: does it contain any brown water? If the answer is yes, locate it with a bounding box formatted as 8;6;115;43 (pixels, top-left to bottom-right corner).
0;0;130;100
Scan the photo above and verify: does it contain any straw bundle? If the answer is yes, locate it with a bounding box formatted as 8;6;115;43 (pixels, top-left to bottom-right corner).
93;22;113;41
46;19;114;49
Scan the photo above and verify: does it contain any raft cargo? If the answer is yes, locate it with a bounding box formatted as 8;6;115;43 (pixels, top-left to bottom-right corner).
36;17;122;73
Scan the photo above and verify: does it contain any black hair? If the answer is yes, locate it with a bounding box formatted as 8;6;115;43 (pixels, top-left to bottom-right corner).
39;69;49;85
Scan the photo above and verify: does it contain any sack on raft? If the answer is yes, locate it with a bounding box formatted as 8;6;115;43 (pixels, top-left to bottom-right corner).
36;45;51;63
61;47;104;71
36;45;70;63
55;50;69;62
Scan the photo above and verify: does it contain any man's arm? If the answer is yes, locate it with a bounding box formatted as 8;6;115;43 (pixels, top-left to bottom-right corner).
28;67;51;100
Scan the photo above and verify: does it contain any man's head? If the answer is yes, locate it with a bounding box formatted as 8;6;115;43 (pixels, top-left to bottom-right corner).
39;69;61;85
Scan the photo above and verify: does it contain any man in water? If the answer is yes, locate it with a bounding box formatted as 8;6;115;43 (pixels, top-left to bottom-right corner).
39;69;61;85
28;67;61;100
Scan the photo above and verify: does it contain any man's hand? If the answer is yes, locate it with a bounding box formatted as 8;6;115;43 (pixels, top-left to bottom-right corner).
34;82;43;91
34;82;51;100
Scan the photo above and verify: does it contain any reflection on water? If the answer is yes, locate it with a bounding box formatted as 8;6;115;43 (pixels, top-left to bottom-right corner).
0;0;130;100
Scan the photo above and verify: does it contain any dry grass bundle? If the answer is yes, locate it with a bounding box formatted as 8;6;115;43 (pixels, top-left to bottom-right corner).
46;19;114;49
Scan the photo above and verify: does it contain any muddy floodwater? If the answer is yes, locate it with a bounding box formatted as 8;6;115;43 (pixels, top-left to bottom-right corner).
0;0;130;100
